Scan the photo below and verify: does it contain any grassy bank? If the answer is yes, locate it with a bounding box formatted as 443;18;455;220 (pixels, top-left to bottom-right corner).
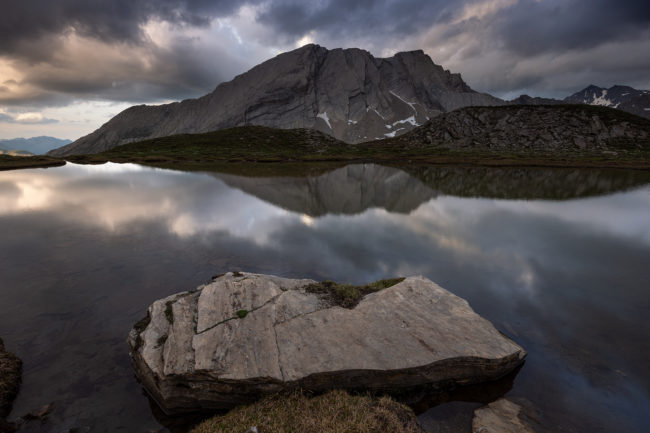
0;154;66;171
62;123;650;171
189;389;424;433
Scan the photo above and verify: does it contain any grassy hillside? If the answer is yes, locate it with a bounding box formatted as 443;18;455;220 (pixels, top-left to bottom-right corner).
56;105;650;171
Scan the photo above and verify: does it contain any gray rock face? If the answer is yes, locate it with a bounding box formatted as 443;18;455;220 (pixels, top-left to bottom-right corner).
472;399;535;433
50;44;502;156
128;272;526;414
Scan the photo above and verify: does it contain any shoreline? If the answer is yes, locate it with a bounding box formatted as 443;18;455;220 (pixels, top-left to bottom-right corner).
0;155;66;171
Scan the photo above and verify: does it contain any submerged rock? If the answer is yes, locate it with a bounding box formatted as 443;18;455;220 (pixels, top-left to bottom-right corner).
128;272;526;414
472;398;535;433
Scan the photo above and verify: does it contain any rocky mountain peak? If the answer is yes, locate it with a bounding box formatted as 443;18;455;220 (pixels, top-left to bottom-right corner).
49;45;502;156
564;84;650;118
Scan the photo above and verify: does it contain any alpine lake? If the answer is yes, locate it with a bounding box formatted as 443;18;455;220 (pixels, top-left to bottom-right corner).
1;161;649;433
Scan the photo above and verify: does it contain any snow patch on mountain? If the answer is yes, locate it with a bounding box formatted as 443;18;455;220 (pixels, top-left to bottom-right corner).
392;116;419;127
317;112;332;129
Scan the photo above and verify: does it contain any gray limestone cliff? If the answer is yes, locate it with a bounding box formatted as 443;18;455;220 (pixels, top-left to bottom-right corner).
50;44;501;156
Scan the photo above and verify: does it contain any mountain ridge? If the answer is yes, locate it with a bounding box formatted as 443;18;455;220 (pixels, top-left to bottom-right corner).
563;84;650;118
49;44;501;156
511;84;650;118
1;136;71;155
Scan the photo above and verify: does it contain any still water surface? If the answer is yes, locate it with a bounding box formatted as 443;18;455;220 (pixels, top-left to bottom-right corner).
0;162;649;432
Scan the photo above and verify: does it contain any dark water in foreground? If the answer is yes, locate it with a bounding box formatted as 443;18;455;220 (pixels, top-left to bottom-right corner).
0;162;649;433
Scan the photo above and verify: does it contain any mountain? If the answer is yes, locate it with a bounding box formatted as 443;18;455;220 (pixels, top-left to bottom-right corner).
507;85;650;120
49;44;502;156
564;85;650;119
0;136;71;154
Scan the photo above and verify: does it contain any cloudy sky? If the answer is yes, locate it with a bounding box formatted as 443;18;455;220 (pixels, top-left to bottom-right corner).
1;0;649;140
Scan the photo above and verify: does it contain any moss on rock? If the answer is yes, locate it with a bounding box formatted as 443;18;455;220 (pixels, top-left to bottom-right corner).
305;277;405;308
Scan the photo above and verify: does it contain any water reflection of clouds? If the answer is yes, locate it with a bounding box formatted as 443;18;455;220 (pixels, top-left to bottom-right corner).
0;163;292;242
1;163;649;432
2;162;649;290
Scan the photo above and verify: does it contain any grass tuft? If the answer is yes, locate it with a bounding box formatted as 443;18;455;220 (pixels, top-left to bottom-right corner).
189;389;424;433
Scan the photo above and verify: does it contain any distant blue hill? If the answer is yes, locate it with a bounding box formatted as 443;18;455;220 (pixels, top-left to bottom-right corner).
0;136;72;155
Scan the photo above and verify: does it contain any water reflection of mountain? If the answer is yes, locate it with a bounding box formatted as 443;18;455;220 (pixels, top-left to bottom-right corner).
211;164;650;216
405;165;650;200
212;164;437;216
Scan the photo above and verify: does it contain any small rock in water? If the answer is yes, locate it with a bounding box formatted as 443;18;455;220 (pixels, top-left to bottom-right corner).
472;398;534;433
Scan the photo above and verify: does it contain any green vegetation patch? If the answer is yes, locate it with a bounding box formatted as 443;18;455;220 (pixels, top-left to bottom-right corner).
0;338;22;419
189;389;424;433
235;309;249;319
305;278;405;308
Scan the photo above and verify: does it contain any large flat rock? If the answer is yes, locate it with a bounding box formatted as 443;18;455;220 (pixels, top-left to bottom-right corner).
128;272;526;414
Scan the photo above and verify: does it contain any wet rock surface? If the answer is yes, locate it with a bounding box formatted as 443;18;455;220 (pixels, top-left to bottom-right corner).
128;272;526;414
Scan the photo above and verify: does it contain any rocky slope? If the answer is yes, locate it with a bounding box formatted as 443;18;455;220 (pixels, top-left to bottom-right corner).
128;272;526;414
50;44;501;156
386;105;650;155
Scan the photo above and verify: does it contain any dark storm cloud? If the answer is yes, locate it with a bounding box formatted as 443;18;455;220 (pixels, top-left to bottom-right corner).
2;0;650;110
0;0;257;60
256;0;650;51
496;0;650;55
256;0;458;43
